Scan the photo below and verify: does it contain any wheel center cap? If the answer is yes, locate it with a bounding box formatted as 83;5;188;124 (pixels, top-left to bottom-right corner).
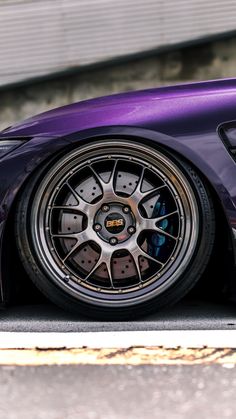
94;203;135;244
104;213;126;233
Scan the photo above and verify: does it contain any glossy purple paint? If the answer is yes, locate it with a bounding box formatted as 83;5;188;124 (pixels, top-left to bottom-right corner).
1;78;236;302
2;77;236;138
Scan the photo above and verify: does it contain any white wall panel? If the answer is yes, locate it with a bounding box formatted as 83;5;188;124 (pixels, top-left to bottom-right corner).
0;0;235;87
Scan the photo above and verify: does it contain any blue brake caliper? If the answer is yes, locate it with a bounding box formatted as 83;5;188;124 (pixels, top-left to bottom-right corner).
148;200;168;258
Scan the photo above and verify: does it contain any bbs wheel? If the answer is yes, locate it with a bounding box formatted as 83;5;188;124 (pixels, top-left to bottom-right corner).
16;140;215;319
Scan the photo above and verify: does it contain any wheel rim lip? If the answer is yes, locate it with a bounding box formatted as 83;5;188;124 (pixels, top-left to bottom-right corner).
30;140;199;308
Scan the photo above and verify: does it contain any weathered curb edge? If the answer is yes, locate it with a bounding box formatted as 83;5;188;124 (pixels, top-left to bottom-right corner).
0;330;236;350
0;347;236;366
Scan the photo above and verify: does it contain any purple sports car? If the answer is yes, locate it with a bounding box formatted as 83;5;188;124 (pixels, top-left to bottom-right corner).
0;78;236;319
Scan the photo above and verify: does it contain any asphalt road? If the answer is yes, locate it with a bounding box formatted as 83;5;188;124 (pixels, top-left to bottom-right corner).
1;299;236;332
0;363;235;419
1;299;236;419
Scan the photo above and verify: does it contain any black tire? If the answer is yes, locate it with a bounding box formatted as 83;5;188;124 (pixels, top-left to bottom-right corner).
15;140;215;320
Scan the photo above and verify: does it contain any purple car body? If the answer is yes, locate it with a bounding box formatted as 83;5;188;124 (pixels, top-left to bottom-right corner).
0;78;236;309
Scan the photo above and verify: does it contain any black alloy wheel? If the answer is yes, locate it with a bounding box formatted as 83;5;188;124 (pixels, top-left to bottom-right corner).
16;140;215;319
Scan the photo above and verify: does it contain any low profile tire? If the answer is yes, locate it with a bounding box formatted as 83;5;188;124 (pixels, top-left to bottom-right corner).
15;140;215;320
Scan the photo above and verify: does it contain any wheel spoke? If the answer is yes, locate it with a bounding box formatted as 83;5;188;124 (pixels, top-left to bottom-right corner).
105;257;114;288
67;183;94;214
131;177;166;204
90;160;118;196
85;248;114;288
62;243;80;263
51;183;95;216
51;230;89;262
131;252;142;282
155;227;178;241
139;210;179;240
155;210;179;223
134;166;145;195
51;205;79;211
141;184;166;199
51;232;80;239
142;220;178;240
66;182;81;204
133;244;164;268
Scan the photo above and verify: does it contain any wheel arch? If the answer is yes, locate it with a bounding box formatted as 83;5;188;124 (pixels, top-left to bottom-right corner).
0;126;235;304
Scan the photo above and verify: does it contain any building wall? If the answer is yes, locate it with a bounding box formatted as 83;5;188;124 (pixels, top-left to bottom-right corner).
0;36;236;131
0;0;236;87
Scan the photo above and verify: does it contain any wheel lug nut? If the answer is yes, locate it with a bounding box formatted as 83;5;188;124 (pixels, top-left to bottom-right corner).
94;223;102;232
123;206;130;214
102;205;110;212
109;237;118;245
128;226;136;235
